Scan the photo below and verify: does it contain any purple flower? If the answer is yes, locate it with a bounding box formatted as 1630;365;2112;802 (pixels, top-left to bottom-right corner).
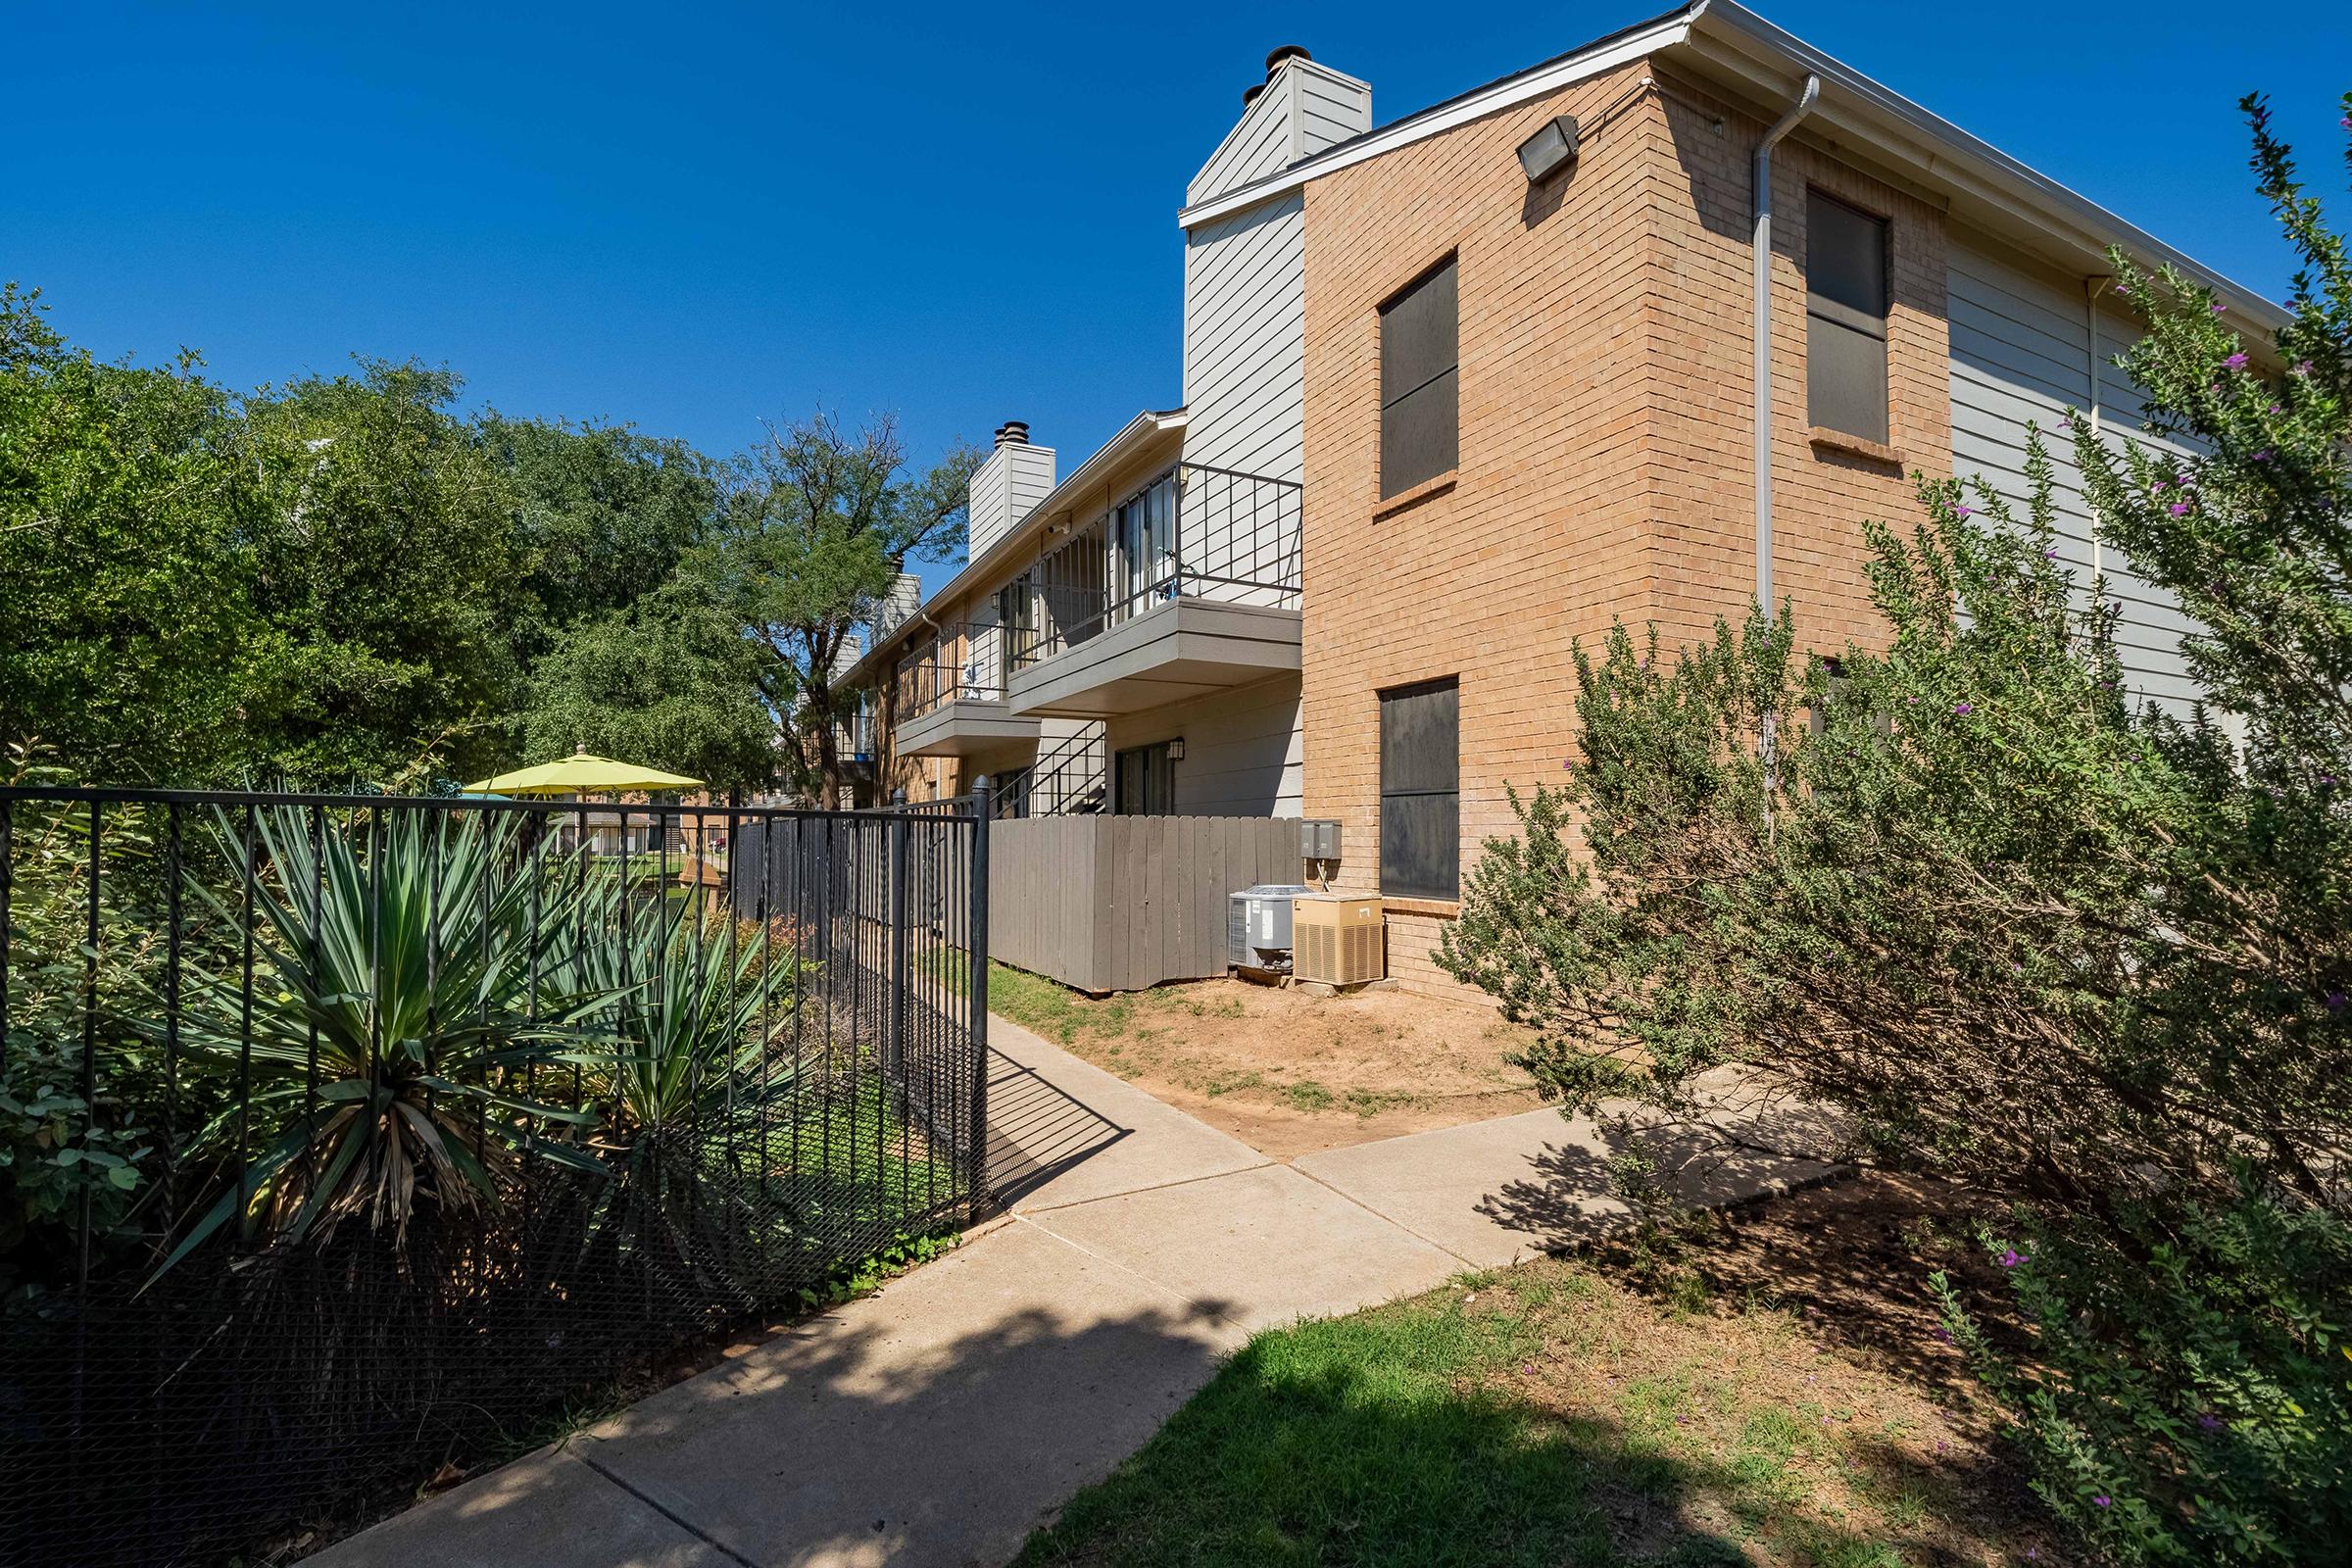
2226;351;2248;370
2169;502;2191;516
2151;478;2168;491
2043;548;2059;559
2198;1412;2224;1432
1933;1325;1954;1344
2295;360;2315;375
2114;282;2129;295
2255;451;2272;463
2211;302;2228;315
2327;991;2347;1018
1954;504;1972;518
2094;1494;2112;1509
1953;702;1974;715
1999;1248;2024;1268
2268;403;2282;414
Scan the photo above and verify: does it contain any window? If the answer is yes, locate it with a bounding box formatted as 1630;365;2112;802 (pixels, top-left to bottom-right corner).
1805;192;1889;444
1378;678;1458;900
1379;256;1458;497
998;574;1036;678
1113;741;1176;816
1114;471;1178;615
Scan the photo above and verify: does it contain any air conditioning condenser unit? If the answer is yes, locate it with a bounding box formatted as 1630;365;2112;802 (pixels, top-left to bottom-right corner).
1293;895;1384;986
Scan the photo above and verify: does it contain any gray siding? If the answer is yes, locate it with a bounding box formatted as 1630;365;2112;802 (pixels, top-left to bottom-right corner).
966;441;1056;563
1948;239;2203;716
1105;672;1302;817
1186;59;1371;209
1182;191;1305;485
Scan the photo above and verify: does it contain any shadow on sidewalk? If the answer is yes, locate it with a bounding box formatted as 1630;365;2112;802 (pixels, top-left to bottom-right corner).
982;1047;1131;1210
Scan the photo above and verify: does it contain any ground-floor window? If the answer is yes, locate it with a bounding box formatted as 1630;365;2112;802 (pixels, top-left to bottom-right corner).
1378;677;1459;900
1113;741;1177;816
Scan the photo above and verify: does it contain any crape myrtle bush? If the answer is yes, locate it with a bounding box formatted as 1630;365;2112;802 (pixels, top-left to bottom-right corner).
1440;95;2352;1561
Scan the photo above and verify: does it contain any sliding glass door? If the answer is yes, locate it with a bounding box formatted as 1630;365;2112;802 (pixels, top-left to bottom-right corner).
1113;471;1177;620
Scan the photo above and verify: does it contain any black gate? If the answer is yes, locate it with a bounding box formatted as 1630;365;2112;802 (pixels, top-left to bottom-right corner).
0;786;989;1568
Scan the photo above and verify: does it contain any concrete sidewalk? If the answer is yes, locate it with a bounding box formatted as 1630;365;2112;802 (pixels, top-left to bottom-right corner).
309;1019;1830;1568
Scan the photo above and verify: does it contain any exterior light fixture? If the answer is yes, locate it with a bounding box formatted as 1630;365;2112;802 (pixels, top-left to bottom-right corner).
1516;115;1580;182
1167;738;1186;761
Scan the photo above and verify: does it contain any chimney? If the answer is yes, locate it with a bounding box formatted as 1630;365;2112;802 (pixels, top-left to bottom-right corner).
966;419;1055;563
1187;46;1370;208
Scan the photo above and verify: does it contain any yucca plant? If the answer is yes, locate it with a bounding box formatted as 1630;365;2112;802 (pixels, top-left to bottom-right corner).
157;806;617;1274
562;897;808;1293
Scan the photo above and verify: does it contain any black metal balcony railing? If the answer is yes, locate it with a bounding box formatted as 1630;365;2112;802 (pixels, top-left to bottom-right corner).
1008;464;1302;670
894;622;1011;722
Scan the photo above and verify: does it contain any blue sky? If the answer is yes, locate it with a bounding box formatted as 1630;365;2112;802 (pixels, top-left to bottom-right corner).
17;2;2349;588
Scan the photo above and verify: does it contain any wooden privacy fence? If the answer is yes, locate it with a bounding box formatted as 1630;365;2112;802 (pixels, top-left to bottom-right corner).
990;814;1302;994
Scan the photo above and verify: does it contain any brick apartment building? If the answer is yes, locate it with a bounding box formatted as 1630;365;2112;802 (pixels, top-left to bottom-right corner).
843;0;2281;999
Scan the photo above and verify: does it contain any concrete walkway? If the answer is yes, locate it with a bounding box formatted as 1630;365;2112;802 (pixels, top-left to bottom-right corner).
309;1019;1831;1568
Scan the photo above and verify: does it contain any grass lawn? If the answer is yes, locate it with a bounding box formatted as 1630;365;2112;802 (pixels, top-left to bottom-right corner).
1016;1231;2053;1567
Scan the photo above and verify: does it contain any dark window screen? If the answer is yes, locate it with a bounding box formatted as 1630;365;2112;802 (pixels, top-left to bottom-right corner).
1380;257;1459;497
1379;678;1459;900
1805;192;1889;443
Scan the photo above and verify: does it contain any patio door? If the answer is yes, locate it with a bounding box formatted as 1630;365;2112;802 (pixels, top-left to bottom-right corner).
1113;741;1176;816
1114;472;1177;620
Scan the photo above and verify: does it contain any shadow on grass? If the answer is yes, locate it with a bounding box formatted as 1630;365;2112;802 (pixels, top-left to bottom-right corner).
1014;1293;2026;1568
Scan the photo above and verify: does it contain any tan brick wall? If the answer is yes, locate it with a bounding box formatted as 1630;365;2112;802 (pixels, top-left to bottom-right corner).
1298;64;1950;1001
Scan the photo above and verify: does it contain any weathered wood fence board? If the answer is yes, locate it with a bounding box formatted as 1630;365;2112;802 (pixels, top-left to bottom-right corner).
990;814;1300;993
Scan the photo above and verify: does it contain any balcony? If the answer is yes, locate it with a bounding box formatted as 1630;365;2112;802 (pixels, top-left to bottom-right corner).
1005;464;1303;719
892;636;1042;759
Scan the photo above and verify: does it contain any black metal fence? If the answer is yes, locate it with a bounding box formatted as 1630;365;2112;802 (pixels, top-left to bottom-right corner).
0;786;989;1568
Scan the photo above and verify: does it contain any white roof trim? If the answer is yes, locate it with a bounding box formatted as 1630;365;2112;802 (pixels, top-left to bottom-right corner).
1176;1;2286;335
1684;0;2287;331
843;409;1190;686
1178;11;1691;229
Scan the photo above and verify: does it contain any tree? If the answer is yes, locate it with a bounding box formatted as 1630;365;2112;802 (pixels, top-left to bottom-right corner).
479;413;718;673
1438;95;2352;1560
518;585;775;795
680;411;978;804
241;360;522;787
0;284;271;784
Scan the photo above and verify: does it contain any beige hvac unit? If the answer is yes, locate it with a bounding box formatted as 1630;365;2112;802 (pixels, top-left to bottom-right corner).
1293;895;1385;985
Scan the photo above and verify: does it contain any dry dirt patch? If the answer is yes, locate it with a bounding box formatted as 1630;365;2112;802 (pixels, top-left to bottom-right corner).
988;965;1544;1158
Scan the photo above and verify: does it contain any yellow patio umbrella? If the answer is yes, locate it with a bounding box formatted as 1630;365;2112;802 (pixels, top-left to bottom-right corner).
464;747;703;798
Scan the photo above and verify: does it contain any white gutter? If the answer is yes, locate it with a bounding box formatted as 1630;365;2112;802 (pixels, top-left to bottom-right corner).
1751;72;1817;619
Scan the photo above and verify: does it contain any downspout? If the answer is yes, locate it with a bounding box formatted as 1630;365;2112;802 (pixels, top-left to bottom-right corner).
1751;73;1819;621
1751;74;1818;834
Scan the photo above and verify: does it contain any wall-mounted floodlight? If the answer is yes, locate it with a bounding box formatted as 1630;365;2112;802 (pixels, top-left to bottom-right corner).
1516;115;1580;182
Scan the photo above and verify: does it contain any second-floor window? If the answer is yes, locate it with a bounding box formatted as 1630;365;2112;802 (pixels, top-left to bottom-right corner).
1806;191;1890;444
1115;472;1177;612
1379;255;1458;498
998;575;1035;676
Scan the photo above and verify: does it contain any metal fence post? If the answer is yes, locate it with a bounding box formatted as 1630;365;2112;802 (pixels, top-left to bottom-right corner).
966;775;991;1212
888;804;908;1081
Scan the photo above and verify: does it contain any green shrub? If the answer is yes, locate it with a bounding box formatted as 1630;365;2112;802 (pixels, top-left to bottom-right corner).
1936;1176;2352;1561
